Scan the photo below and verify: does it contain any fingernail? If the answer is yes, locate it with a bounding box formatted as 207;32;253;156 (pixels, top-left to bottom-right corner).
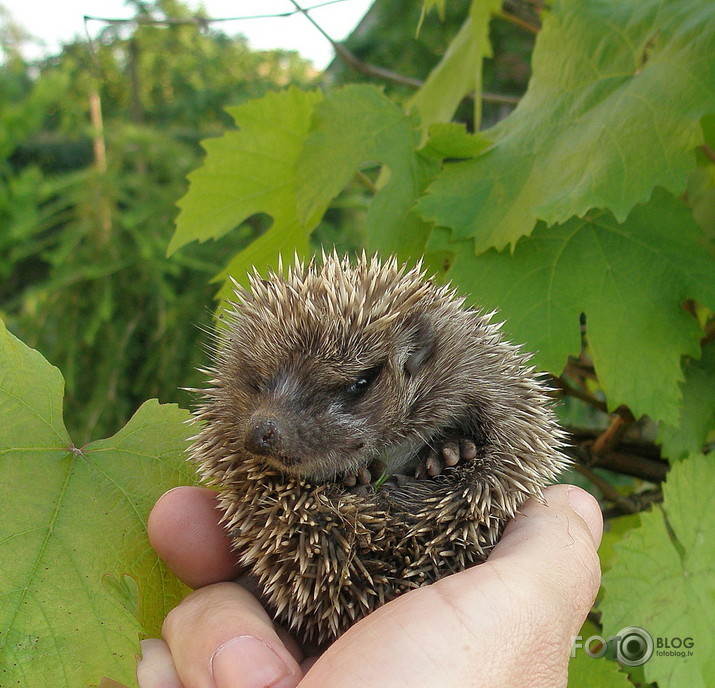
567;485;603;547
210;636;297;688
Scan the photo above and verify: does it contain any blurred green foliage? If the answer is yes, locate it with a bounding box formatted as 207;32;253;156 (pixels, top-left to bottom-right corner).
2;0;528;443
0;0;316;442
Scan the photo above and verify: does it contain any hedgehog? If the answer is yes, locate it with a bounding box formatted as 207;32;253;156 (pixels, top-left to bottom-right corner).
190;253;569;648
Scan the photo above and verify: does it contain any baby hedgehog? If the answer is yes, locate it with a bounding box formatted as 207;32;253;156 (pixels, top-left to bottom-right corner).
191;253;569;647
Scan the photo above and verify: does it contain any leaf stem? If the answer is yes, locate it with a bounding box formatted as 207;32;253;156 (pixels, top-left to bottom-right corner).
355;170;379;194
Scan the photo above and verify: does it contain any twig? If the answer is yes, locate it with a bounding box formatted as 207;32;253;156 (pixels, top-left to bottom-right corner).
571;464;640;514
481;92;521;106
563;356;598;381
335;43;521;105
84;1;351;28
699;144;715;165
355;170;378;194
588;450;668;484
591;407;634;455
87;2;521;107
601;489;662;519
332;43;425;88
550;374;608;413
568;426;669;483
497;10;539;34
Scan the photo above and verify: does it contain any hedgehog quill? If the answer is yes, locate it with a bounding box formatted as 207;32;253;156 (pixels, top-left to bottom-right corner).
190;253;569;647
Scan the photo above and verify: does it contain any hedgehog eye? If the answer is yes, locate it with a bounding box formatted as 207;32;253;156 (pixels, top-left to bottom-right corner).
345;365;382;397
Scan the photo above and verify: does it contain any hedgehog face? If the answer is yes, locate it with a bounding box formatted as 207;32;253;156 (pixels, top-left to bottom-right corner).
198;254;514;484
215;310;445;481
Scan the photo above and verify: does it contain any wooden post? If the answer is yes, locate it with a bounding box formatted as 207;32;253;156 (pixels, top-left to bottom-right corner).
89;89;112;242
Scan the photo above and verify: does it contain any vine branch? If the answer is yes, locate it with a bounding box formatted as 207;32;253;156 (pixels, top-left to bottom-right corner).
601;490;662;519
571;463;640;514
550;374;608;413
84;0;351;28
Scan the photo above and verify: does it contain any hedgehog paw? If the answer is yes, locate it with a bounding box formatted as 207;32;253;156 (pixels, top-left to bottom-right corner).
417;439;478;478
342;465;372;487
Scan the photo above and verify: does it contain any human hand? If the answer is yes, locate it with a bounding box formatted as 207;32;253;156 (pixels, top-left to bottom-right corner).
137;484;602;688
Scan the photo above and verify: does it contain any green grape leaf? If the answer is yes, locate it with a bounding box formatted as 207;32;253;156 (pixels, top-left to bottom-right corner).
568;651;633;687
407;0;501;139
567;653;634;688
296;84;437;262
0;320;193;688
168;87;323;273
600;453;715;688
422;0;446;19
418;0;715;253
434;189;715;424
597;513;642;574
658;341;715;461
416;0;446;37
568;619;634;687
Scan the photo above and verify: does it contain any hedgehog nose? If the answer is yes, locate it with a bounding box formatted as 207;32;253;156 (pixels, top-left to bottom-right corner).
245;417;281;456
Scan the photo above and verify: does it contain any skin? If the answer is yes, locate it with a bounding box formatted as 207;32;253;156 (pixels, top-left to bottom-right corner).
138;484;602;688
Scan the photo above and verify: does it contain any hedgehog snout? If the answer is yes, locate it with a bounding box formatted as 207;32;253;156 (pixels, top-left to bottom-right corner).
244;415;281;457
243;413;304;470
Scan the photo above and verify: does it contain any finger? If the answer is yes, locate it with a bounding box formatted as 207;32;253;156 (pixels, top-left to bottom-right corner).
148;486;241;588
137;638;184;688
163;581;303;688
301;484;602;688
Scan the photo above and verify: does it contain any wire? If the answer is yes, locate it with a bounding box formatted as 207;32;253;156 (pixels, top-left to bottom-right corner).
83;0;354;29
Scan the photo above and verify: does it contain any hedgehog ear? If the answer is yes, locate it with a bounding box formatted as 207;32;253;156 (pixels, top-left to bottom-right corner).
404;318;435;378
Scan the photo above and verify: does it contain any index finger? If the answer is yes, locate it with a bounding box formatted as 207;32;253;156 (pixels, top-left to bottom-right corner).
148;486;241;588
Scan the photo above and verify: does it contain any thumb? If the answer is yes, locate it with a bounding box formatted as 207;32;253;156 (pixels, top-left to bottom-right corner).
487;483;603;609
453;483;603;686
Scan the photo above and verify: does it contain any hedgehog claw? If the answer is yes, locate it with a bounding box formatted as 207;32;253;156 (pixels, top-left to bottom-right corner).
459;439;478;461
425;450;442;477
357;466;371;485
442;442;460;467
342;473;357;487
416;439;479;479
